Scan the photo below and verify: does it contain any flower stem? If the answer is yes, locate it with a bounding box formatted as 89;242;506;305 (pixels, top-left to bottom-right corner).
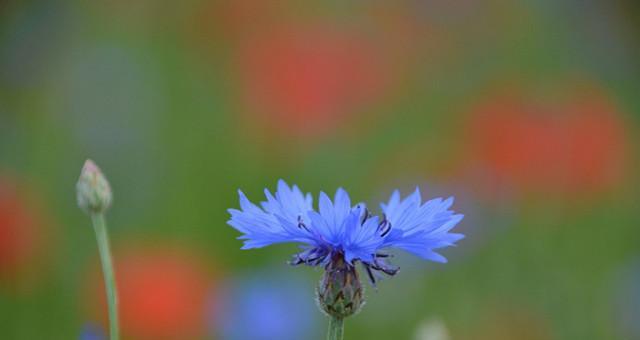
327;316;344;340
91;213;119;340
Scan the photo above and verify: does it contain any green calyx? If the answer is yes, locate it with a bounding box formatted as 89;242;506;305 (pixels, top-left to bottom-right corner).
317;254;364;319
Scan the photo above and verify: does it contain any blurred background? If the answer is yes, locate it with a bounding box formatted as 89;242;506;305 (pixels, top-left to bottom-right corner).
0;1;638;339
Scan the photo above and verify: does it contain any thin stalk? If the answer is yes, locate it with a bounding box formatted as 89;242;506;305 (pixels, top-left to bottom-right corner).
91;213;119;340
327;316;344;340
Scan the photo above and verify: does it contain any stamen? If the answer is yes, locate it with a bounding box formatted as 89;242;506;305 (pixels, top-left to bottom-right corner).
378;217;392;237
371;265;398;276
297;215;310;232
306;254;328;266
363;263;377;286
371;258;400;276
360;207;371;226
289;256;304;266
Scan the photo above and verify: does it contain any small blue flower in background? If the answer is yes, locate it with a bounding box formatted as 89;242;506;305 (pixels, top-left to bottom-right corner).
227;180;465;319
213;270;318;340
79;323;105;340
613;259;640;339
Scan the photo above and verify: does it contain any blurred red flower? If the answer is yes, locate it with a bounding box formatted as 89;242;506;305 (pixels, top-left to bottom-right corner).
87;246;214;339
235;24;395;138
0;175;45;285
464;85;629;197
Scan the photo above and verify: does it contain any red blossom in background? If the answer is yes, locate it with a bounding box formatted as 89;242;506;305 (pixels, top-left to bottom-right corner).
192;2;427;141
236;24;394;137
87;247;214;339
464;85;629;197
0;176;45;285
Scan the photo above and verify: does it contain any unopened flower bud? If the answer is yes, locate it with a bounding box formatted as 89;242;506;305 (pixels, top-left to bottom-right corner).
317;253;364;319
76;159;112;214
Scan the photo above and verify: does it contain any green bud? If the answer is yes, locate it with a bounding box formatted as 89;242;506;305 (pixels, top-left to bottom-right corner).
76;159;112;214
317;254;364;319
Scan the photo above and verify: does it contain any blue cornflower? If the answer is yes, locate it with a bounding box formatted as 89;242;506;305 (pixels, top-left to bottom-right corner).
227;180;464;319
79;323;105;340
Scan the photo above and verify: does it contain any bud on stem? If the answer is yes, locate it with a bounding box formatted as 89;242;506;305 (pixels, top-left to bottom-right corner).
317;253;364;319
76;159;112;214
76;159;119;340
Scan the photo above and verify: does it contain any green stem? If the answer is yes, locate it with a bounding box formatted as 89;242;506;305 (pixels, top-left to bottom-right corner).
91;213;119;340
327;316;344;340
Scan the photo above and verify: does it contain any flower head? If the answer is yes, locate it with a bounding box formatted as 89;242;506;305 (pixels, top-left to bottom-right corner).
76;159;112;214
228;180;464;282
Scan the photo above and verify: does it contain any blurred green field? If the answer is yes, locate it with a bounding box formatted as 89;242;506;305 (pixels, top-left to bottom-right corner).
0;1;638;339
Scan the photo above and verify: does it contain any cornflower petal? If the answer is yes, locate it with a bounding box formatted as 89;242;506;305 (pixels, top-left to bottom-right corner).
381;190;464;261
